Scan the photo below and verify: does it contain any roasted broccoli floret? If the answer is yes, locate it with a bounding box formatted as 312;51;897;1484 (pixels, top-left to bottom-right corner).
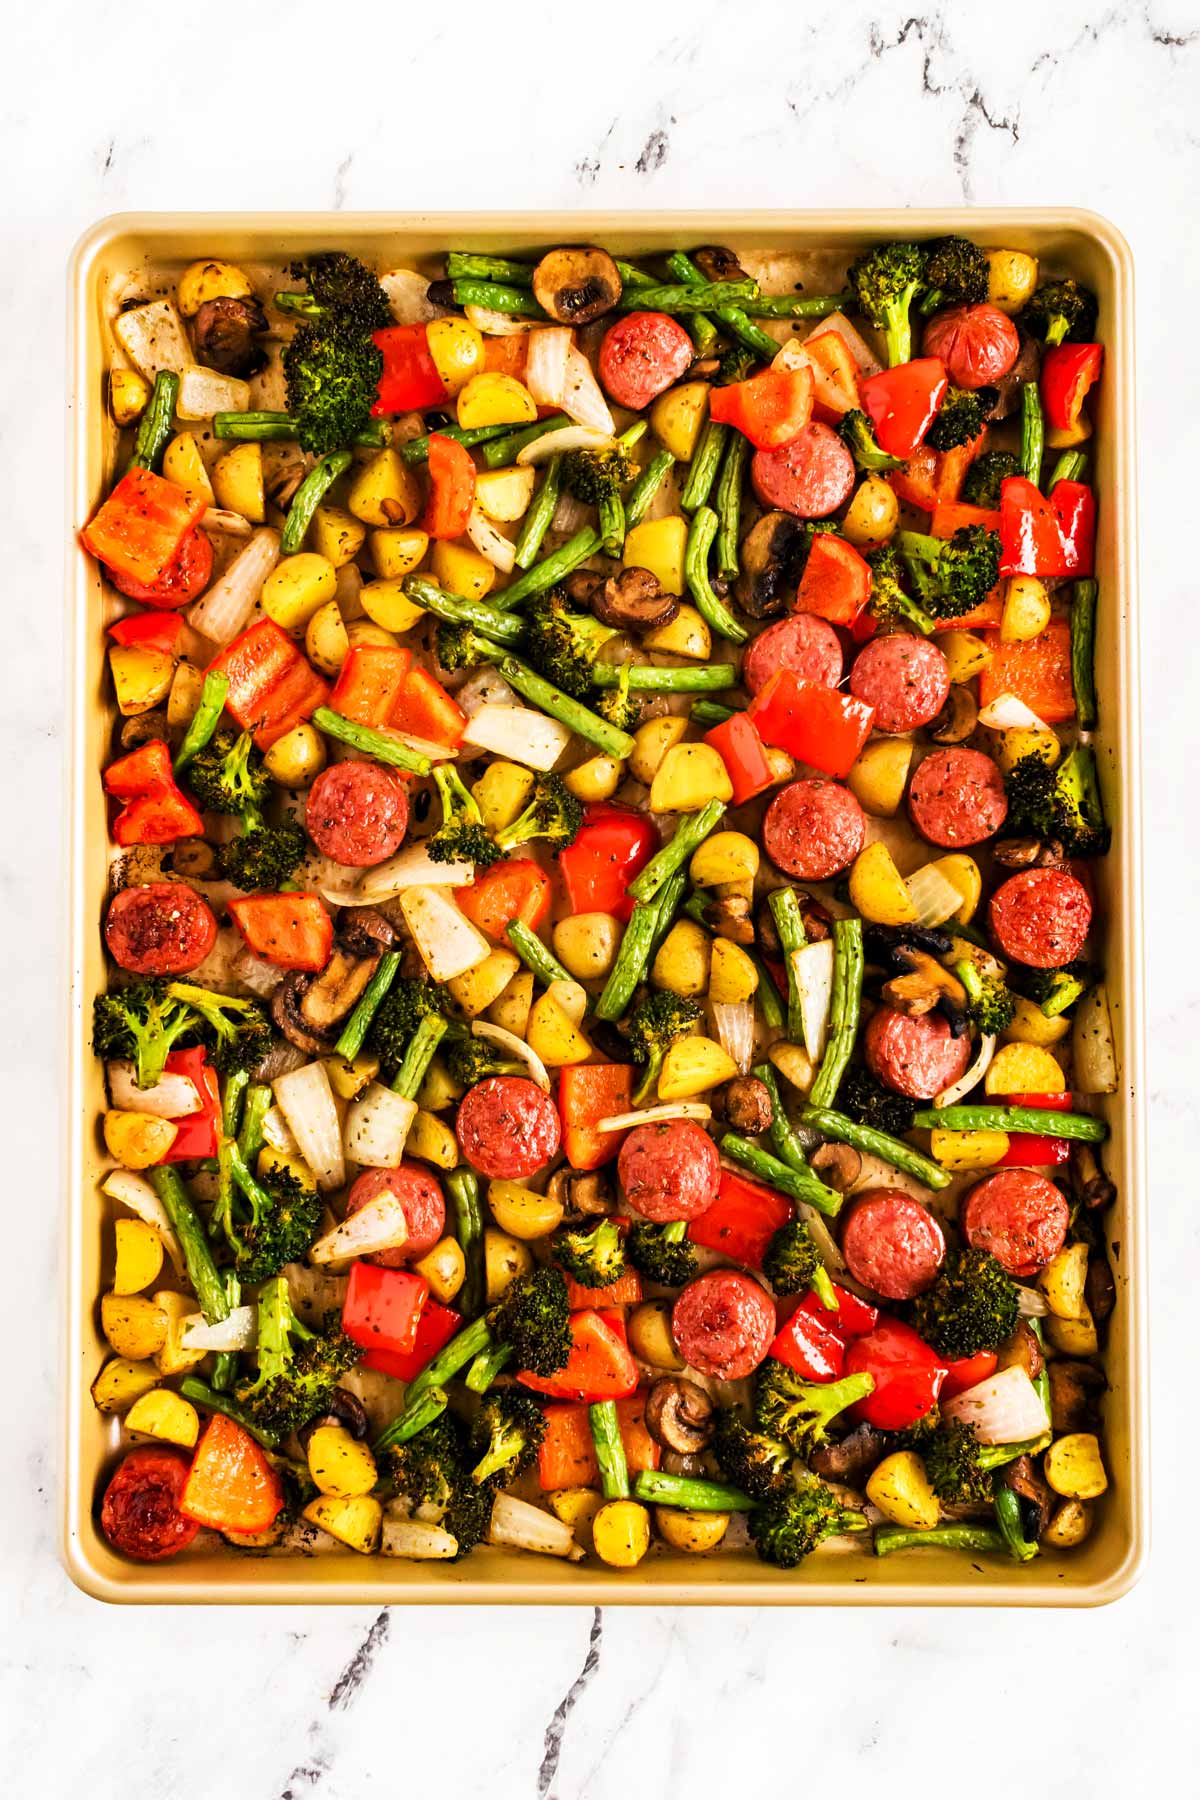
388;1412;494;1557
895;525;1001;620
712;1410;793;1500
865;543;936;636
908;1248;1021;1360
92;979;198;1089
749;1477;868;1567
954;961;1017;1034
846;241;926;367
467;1391;548;1487
961;448;1019;508
369;979;450;1074
278;253;391;333
836;1064;916;1137
493;771;583;853
442;1028;528;1089
1004;746;1110;857
926;384;997;453
902;1411;994;1506
187;729;269;825
218;1154;323;1284
283;322;383;460
1008;960;1091;1017
523;591;619;698
552;1218;626;1289
236;1276;361;1439
1023;278;1098;348
560;443;637;507
715;345;757;386
761;1220;837;1307
219;819;308;891
626;991;702;1106
163;982;273;1076
428;764;501;867
487;1266;572;1377
624;1220;698;1288
435;621;503;672
754;1363;875;1458
594;665;641;732
918;235;990;314
838;409;904;473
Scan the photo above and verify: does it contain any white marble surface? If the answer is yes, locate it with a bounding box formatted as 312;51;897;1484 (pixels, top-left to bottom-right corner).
3;0;1197;1790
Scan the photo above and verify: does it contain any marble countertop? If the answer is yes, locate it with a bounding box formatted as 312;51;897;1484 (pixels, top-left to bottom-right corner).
5;0;1197;1791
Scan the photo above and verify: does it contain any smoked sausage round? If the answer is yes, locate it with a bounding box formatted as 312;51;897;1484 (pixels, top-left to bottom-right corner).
672;1270;777;1380
305;762;409;868
865;1005;973;1101
742;612;843;696
908;747;1008;847
961;1170;1070;1277
751;423;856;518
840;1189;946;1300
923;304;1021;389
618;1119;720;1223
455;1076;561;1181
598;313;693;411
345;1164;446;1265
989;868;1092;968
763;778;865;881
849;634;949;734
104;882;218;975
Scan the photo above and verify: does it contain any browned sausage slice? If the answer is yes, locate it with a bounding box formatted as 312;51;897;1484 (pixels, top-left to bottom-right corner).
305;762;409;868
455;1076;561;1181
104;882;218;975
751;423;856;519
841;1189;946;1300
598;313;693;411
908;747;1008;847
988;868;1092;969
849;635;949;734
671;1270;777;1380
345;1164;446;1265
923;304;1021;389
743;613;843;696
763;779;865;881
865;1006;973;1101
618;1120;720;1223
961;1170;1070;1276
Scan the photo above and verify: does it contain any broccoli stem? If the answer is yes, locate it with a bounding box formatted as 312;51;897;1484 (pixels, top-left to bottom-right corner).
595;869;687;1022
493;528;603;610
392;1013;449;1101
719;1133;844;1219
334;949;403;1063
679;421;729;513
173;671;230;776
446;1167;485;1318
498;656;635;759
375;1386;450;1451
632;1470;754;1511
589;1401;631;1500
807;919;864;1109
310;708;433;776
506;919;573;989
911;1105;1107;1142
480;415;574;470
688;699;736;726
741;292;849;319
445;252;536;286
598;491;625;557
280;450;353;556
126;371;179;474
513;455;564;569
180;1378;280;1449
399;421;514;466
768;888;808;1045
873;1524;1007;1558
464;1343;512;1393
977;1433;1052;1472
590;663;735;693
714;429;750;581
376;1317;494;1444
1071;577;1099;731
221;1068;249;1139
615;279;759;314
624;450;675;530
449;278;550;318
1047;448;1089;490
800;1105;952;1192
748;952;785;1030
685;506;749;643
627;798;727;905
992;1479;1040;1562
1019;382;1044;487
148;1167;231;1326
213;410;386;447
402;575;526;644
210;1270;242;1394
238;1083;272;1163
665;253;777;359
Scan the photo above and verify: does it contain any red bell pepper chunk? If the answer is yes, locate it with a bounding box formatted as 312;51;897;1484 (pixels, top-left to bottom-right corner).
563;1269;644;1311
558;804;659;923
977;616;1076;724
859;358;948;459
103;739;204;847
107;611;184;654
455;859;551;941
709;365;814;450
371;324;447;415
1008;1091;1072;1109
82;469;208;589
1041;343;1103;433
558;1064;633;1171
328;645;413;728
843;1316;948;1430
361;1299;462;1381
768;1306;846;1381
796;1282;879;1338
999;476;1095;580
421;433;476;539
940;1349;999;1400
929;500;1001;538
704;712;775;806
206;620;329;750
159;1048;221;1162
747;670;874;779
996;1090;1072;1167
687;1169;792;1270
228;892;334;972
794;532;871;626
888;437;983;514
109;525;214;610
799;329;861;417
537;1395;661;1491
517;1309;638;1402
389;664;467;748
342;1263;431;1359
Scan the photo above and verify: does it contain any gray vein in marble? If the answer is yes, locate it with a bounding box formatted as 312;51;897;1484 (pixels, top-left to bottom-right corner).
332;153;354;211
275;1610;390;1797
537;1607;602;1798
635;127;671;174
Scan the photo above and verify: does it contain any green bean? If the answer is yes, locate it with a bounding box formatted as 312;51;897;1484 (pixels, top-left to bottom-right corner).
237;1084;272;1164
377;1317;493;1440
1020;381;1044;487
335;949;402;1063
590;1402;630;1500
685;507;748;643
180;1380;279;1450
375;1386;451;1450
977;1434;1052;1472
402;574;525;643
599;491;625;557
1071;577;1099;730
126;371;179;473
689;699;737;727
741;293;849;319
992;1480;1039;1562
392;1014;448;1102
465;1343;512;1393
648;870;688;960
173;671;230;776
615;261;657;290
632;1470;754;1511
498;656;635;758
910;1105;1107;1141
507;919;573;988
808;919;864;1109
280;450;353;555
664;251;720;356
590;663;736;692
213;410;386;447
719;1133;844;1219
493;528;602;610
1047;449;1089;489
667;251;777;360
768;888;807;1044
210;1271;242;1394
874;1524;1006;1558
800;1106;951;1192
616;280;758;315
311;708;433;776
624;449;675;530
148;1167;230;1326
446;252;535;285
713;429;750;581
680;421;729;513
447;1168;485;1318
749;952;784;1031
753;1062;807;1175
595;870;686;1023
480;415;573;470
514;455;564;568
450;278;549;318
627;799;726;904
399;422;514;466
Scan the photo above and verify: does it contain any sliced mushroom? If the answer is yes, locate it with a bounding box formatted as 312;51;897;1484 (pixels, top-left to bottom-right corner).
1085;1255;1116;1324
927;686;978;745
880;948;968;1028
809;1142;863;1193
424;279;459;313
532;247;622;326
340;909;397;959
562;570;604;608
297;1387;370;1450
272;972;338;1057
266;454;310;511
994;836;1068;870
300;945;381;1033
809;1422;887;1485
986;332;1041;421
545;1168;616;1223
693;246;750;284
592;567;679;632
995;1318;1044;1384
718;1076;773;1135
193;296;269;378
1001;1453;1054;1540
118;709;169;752
168;839;218;881
735;512;811;619
643;1377;715;1454
705;892;755;946
1048;1359;1107;1434
1070;1141;1116;1211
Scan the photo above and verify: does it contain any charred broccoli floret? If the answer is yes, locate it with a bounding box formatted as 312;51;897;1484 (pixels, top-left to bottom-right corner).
715;345;758;385
1023;278;1098;347
838;409;904;473
217;1154;323;1284
918;235;990;314
442;1029;528;1089
467;1391;547;1487
388;1412;494;1556
186;729;269;824
954;961;1017;1034
926;384;997;453
895;525;1002;620
749;1477;868;1567
369;979;450;1074
962;448;1019;508
1008;960;1091;1017
163;982;273;1076
712;1410;793;1500
92;979;199;1089
523;591;619;698
902;1411;994;1506
846;241;926;367
428;764;501;867
435;622;503;672
865;543;936;636
487;1266;572;1377
219;819;308;891
1004;746;1110;857
560;442;637;507
593;665;641;732
626;991;702;1106
283;322;383;460
552;1218;626;1288
754;1363;875;1458
836;1064;916;1137
236;1276;361;1439
761;1221;838;1308
277;253;391;333
493;771;583;853
908;1248;1021;1360
624;1220;698;1288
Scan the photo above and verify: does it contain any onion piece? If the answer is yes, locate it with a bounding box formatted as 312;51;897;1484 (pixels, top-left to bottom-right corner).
381;269;438;325
461;702;572;771
977;690;1052;733
487;1491;584;1560
234;948;285;997
310;1191;409;1265
187;527;280;645
466;505;516;574
710;1000;755;1074
1017;1286;1050;1317
200;508;253;540
796;1205;848;1280
934;1033;995;1108
561;345;615;435
464;306;539;336
398;886;491;982
906;862;967;929
941;1366;1050;1446
177;364;250;420
550;489;590;535
596;1102;712;1132
273;1061;345;1190
472;1021;551;1093
343;1086;418;1170
381;1518;460;1559
516;425;613;467
182;1306;257;1352
113;299;191;379
1073;982;1118;1095
804;310;882;377
357;843;476;899
792;939;835;1060
454;667;518;717
524;327;573;408
260;1106;298;1155
101;1170;185;1276
106;1062;201;1117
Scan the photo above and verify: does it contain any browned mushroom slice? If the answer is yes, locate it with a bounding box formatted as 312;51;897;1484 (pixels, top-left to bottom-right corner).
735;512;810;619
339;908;397;958
995;1318;1044;1384
1070;1140;1116;1211
809;1142;863;1193
298;1387;370;1450
272;971;338;1056
562;570;605;608
693;246;751;284
193;296;269;378
118;709;170;753
591;567;679;633
1085;1254;1116;1324
927;686;978;745
545;1168;616;1223
299;944;381;1033
532;248;622;326
1047;1359;1107;1434
880;948;967;1023
719;1076;774;1135
809;1422;888;1485
643;1377;715;1453
1001;1454;1054;1539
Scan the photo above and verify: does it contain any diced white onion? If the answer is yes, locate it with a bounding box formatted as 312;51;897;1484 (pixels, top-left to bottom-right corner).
310;1190;410;1264
181;1306;257;1352
260;1106;298;1153
200;508;253;540
454;667;518;717
805;310;881;378
1073;982;1118;1095
941;1366;1050;1446
464;306;540;336
106;1062;201;1117
187;527;280;645
398;885;491;982
381;1518;460;1559
101;1171;185;1276
792;939;835;1060
273;1061;345;1190
343;1086;418;1170
935;1033;995;1108
114;300;191;379
252;1041;309;1084
1017;1286;1050;1317
596;1102;713;1132
560;345;615;434
177;364;250;420
234;947;285;997
516;425;612;467
466;505;516;574
710;1000;755;1074
461;702;572;771
487;1492;584;1559
524;327;573;408
550;489;590;535
381;269;438;325
977;691;1052;733
472;1022;551;1093
357;843;476;900
906;863;967;929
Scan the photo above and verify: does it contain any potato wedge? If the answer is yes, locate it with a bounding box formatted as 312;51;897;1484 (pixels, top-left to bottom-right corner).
104;1109;178;1170
405;1110;459;1172
848;841;918;926
90;1357;160;1414
866;1451;940;1530
1043;1432;1108;1500
303;1493;382;1554
101;1292;167;1362
484;1226;534;1300
211;442;265;522
649;381;710;461
412;1235;466;1304
690;830;759;887
485;969;535;1041
984;1042;1066;1096
649;744;733;812
708;938;759;1006
629;715;688;787
657;1035;738;1100
651;920;711;998
125;1388;200;1449
448;948;521;1018
625;518;689;599
112;1218;165;1295
1037;1242;1089;1320
347;448;421;528
552;913;621;982
526;993;592;1067
654;1507;729;1553
488;1180;564;1242
154;1289;207;1376
847;739;913;818
307;1424;378;1498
